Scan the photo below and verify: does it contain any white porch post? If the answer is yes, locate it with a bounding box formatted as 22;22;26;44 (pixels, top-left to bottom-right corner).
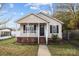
21;25;23;35
38;23;40;44
46;23;48;45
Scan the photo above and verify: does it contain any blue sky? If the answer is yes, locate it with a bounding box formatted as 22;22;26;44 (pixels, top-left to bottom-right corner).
0;3;54;29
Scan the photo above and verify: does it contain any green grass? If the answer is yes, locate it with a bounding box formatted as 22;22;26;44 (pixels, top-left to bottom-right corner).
70;39;79;45
0;38;38;56
48;43;79;56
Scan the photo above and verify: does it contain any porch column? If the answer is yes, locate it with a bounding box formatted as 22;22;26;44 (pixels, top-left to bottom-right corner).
46;23;49;45
38;23;40;44
20;25;23;35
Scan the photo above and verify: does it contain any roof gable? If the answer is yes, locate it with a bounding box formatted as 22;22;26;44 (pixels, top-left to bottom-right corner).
37;12;64;24
16;14;49;24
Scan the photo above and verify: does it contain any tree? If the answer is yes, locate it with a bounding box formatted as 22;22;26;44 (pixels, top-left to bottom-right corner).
76;11;79;29
67;4;77;29
0;4;11;28
53;11;72;30
53;4;78;30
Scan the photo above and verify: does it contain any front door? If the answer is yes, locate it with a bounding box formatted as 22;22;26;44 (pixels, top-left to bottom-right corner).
40;24;44;36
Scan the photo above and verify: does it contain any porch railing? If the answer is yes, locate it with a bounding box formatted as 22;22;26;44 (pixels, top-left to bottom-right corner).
20;30;38;37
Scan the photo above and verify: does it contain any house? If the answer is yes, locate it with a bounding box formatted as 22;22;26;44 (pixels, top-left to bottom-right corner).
0;28;12;40
16;12;64;44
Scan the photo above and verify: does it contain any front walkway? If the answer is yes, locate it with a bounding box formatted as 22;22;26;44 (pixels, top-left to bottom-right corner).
38;45;51;56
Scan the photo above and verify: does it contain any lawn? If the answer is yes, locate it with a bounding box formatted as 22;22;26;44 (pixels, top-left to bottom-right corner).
0;37;38;56
48;43;79;56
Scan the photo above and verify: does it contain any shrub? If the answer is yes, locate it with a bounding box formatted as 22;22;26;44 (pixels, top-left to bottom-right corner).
69;30;79;41
51;34;58;41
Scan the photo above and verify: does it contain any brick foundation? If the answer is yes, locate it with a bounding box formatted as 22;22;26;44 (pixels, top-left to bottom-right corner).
17;37;46;44
17;37;38;44
39;37;46;44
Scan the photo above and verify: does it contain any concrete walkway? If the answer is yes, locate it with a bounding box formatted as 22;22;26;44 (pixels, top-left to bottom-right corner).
38;45;51;56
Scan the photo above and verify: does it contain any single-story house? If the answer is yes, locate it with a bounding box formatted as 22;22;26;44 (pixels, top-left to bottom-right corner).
16;12;64;44
0;28;12;40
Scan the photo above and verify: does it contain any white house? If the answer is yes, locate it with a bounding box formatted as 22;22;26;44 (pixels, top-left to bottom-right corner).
0;28;12;40
16;12;64;44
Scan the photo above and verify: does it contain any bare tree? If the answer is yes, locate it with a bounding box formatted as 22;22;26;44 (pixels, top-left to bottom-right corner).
52;3;79;29
0;3;10;26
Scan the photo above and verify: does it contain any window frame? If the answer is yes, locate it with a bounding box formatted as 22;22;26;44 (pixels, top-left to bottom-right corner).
50;25;59;33
23;24;36;33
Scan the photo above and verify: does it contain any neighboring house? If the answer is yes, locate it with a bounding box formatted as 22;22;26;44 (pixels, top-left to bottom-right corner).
0;28;12;40
16;12;64;44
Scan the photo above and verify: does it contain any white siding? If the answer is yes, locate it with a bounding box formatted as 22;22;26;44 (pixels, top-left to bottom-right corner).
17;13;63;39
17;14;47;23
38;13;63;39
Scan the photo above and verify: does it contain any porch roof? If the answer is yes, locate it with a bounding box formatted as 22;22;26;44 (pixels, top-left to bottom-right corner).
0;29;11;32
16;14;49;24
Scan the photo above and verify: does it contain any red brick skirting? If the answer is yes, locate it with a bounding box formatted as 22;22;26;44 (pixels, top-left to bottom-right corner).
39;37;46;44
17;37;38;44
17;37;46;44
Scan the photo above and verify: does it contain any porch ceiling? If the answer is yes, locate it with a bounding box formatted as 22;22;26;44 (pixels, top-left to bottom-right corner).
17;14;48;24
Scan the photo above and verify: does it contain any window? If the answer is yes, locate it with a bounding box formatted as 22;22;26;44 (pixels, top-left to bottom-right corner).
52;25;56;33
50;25;59;33
30;25;34;33
52;25;59;33
26;24;29;33
23;24;36;33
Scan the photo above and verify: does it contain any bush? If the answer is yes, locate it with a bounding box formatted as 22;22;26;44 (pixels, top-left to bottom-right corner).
69;30;79;41
51;34;58;41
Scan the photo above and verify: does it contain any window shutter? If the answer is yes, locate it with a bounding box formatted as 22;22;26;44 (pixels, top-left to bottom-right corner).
50;25;52;33
57;25;59;33
23;25;25;33
34;25;36;30
23;25;25;30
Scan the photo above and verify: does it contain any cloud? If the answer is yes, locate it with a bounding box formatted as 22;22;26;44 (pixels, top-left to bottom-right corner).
24;3;40;10
30;6;39;10
20;12;24;15
9;4;14;8
12;12;17;15
30;4;40;10
24;3;32;7
39;3;50;5
1;10;7;13
24;3;51;10
0;10;8;15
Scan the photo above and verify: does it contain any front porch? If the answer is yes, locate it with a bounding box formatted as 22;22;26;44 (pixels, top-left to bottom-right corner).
16;23;49;44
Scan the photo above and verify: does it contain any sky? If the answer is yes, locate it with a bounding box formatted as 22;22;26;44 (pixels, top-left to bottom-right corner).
0;3;54;29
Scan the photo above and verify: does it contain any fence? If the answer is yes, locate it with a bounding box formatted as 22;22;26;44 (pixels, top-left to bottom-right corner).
63;30;79;40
